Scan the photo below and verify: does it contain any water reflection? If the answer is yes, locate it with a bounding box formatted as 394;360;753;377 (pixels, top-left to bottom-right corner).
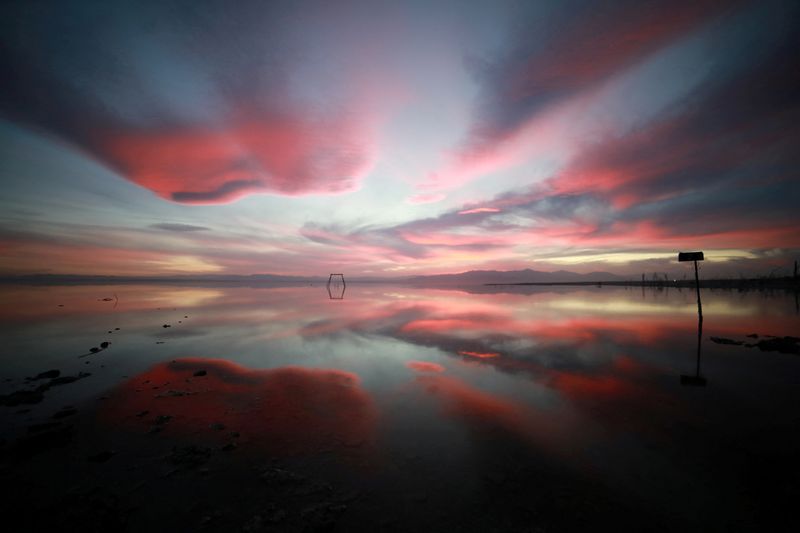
1;283;799;529
680;314;707;387
99;358;376;458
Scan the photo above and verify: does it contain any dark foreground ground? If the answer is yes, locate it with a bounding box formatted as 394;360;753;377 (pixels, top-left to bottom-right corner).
2;355;798;533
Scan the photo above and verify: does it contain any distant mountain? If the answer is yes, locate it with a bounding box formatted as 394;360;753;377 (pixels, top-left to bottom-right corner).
1;269;625;286
404;268;625;285
0;273;325;285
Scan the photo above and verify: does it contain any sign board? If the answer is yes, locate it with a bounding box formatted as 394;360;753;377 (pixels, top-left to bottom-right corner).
678;251;704;262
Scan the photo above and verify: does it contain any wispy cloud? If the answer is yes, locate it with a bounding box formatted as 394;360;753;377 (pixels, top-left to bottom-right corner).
150;223;210;232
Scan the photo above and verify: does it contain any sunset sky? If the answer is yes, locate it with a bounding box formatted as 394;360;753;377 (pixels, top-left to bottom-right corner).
1;0;798;278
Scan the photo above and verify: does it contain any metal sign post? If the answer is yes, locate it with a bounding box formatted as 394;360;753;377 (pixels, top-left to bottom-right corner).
678;251;704;321
679;251;706;386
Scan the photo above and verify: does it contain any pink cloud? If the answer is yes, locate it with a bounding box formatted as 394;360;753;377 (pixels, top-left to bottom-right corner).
458;207;501;215
407;192;447;205
102;110;376;204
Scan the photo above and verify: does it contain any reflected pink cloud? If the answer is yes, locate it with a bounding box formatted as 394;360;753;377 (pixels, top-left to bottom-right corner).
458;351;499;359
98;358;377;457
406;361;445;373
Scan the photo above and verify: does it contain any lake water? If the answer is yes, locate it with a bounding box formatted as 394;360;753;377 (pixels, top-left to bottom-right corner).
1;283;798;531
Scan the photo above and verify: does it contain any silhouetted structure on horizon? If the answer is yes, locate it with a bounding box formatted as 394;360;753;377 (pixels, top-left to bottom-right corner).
327;273;346;300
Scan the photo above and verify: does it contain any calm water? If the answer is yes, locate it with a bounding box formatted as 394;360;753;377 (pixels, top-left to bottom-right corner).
1;283;798;531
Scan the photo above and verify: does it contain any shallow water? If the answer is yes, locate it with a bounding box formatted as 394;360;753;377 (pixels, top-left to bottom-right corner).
1;283;798;531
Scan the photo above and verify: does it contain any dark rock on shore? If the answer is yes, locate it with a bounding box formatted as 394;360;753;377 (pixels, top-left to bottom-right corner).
1;388;45;406
27;369;60;381
168;445;212;468
752;336;800;355
48;372;91;387
710;337;744;346
28;421;63;433
52;407;78;419
193;370;207;377
88;450;116;462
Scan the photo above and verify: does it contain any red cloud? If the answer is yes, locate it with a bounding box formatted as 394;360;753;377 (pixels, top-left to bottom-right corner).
101;112;374;204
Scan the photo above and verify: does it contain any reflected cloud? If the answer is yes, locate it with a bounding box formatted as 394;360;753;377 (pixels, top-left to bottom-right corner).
98;358;377;456
406;361;445;373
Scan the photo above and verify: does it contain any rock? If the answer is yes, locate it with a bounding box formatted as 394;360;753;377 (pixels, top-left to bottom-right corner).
710;337;743;346
210;422;225;431
135;410;150;417
242;514;265;532
163;324;171;328
300;502;347;531
746;333;759;338
90;347;100;353
156;389;195;398
52;407;78;419
0;389;45;406
168;445;212;467
48;372;91;387
754;336;800;355
154;415;173;425
221;442;237;452
114;327;120;330
100;341;110;348
27;369;60;381
28;421;62;433
246;504;288;527
88;450;116;462
193;370;207;377
260;466;305;486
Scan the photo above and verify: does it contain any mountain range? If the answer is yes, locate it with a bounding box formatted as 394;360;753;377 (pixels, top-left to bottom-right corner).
1;269;626;285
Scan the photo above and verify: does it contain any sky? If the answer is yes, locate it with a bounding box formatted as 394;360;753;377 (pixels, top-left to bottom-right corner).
1;0;798;278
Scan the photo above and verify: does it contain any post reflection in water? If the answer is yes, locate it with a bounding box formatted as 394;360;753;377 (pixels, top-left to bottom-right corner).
1;283;799;530
680;313;707;387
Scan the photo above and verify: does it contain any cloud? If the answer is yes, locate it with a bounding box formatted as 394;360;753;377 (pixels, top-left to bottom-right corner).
458;207;500;215
412;0;741;196
150;223;210;232
0;0;386;204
